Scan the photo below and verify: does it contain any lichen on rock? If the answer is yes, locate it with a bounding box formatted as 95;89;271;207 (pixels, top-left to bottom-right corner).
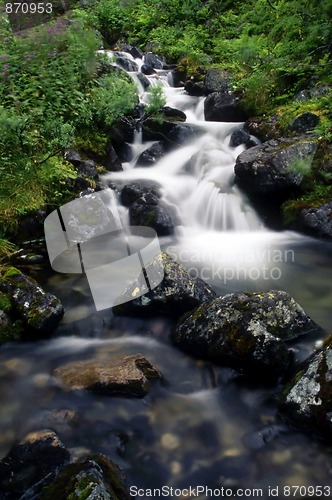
172;290;321;378
279;340;332;440
0;266;64;334
112;252;216;317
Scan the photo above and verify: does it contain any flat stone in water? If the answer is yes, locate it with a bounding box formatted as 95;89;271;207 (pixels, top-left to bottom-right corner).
53;353;160;397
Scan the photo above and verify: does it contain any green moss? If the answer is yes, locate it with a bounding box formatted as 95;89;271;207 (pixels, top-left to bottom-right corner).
0;292;12;312
40;454;129;500
3;266;21;279
74;128;108;158
282;183;332;225
279;368;305;402
0;320;24;344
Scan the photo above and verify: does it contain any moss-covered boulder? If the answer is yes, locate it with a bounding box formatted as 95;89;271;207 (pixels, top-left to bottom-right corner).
113;252;216;317
234;138;318;194
0;267;64;333
172;290;321;378
53;353;160;397
39;454;131;500
279;337;332;440
0;430;70;498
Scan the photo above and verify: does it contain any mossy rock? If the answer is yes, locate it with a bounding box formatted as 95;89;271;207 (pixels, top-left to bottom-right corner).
172;290;322;378
279;339;332;440
0;266;64;334
40;454;131;500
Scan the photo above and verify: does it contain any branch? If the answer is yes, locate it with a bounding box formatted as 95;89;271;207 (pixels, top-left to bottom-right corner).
267;0;277;9
37;148;63;166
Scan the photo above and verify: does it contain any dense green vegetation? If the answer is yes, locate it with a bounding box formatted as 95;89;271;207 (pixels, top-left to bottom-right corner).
0;0;332;258
0;12;137;246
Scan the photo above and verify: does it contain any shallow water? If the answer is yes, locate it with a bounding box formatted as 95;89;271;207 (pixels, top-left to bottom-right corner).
1;52;332;499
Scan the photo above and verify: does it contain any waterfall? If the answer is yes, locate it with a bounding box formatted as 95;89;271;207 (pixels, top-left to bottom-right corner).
101;51;304;288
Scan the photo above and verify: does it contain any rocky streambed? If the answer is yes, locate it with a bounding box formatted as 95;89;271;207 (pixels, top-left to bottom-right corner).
1;251;332;498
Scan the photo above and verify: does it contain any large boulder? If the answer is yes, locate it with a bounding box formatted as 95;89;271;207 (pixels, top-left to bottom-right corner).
204;91;247;122
279;337;332;440
53;353;160;397
113;252;216;317
0;267;64;333
234;138;318;194
172;290;321;378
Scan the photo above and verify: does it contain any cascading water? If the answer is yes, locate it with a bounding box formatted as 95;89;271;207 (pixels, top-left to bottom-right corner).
102;50;307;293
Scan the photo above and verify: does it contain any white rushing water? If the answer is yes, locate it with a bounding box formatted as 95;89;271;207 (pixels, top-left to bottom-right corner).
101;51;314;291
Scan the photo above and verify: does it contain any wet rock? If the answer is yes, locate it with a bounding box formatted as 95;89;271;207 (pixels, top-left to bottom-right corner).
0;430;70;497
0;267;64;333
53;353;160;397
115;55;139;72
137;72;150;89
113;252;216;317
184;79;204;96
290;112;320;134
244;115;282;142
162;106;187;122
64;149;82;167
136;141;167;167
229;129;255;148
294;201;332;239
118;43;143;60
120;181;161;207
234;138;318;194
103;141;123;172
279;337;332;440
172;290;320;377
37;453;131;500
141;63;155;75
171;69;186;88
143;52;165;69
142;118;196;148
242;424;289;450
109;116;136;145
15;208;47;243
204;91;247;122
204;68;230;95
76;159;99;179
167;123;195;146
129;196;176;236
